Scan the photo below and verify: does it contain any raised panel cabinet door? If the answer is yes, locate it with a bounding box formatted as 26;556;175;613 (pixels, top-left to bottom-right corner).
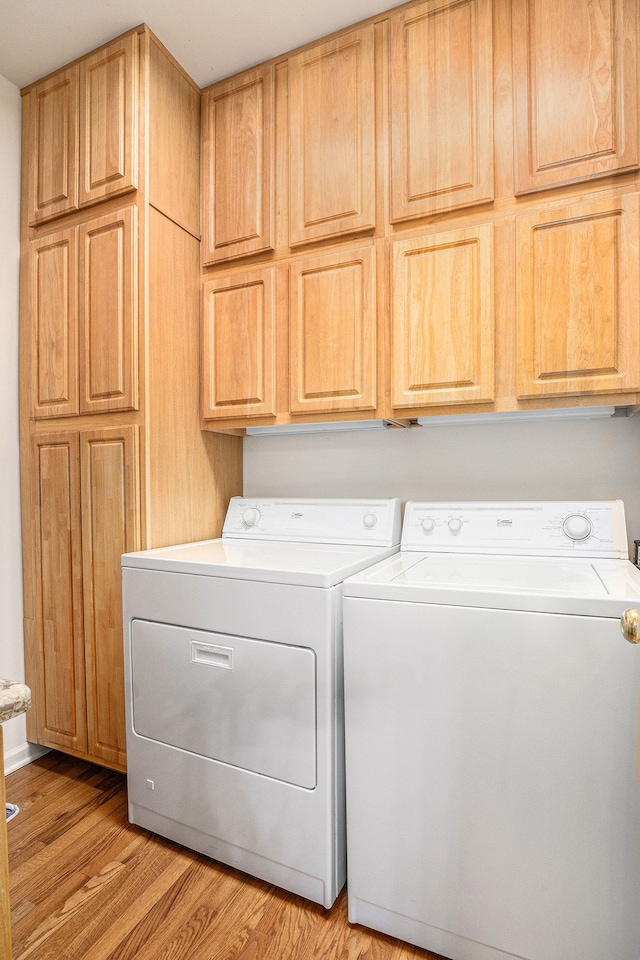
289;26;376;245
30;431;87;754
289;246;377;415
201;64;275;264
78;206;138;414
79;33;138;207
201;266;280;420
29;227;79;419
391;224;494;409
27;66;79;225
389;0;494;223
516;195;640;398
81;426;140;768
513;0;639;193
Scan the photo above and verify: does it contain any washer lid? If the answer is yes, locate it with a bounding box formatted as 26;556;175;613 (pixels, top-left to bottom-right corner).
121;537;400;588
342;552;640;616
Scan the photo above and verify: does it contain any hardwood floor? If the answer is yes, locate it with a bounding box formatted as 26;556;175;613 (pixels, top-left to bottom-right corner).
6;752;442;960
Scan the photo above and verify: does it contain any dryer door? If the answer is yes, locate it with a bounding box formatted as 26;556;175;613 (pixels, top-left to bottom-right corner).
131;619;317;788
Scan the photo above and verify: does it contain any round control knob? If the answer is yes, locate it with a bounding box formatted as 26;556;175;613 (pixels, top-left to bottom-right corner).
242;507;261;527
562;514;592;541
363;513;377;529
448;518;463;535
421;518;435;533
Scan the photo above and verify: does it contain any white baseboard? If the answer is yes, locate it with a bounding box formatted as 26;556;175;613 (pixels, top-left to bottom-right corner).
4;741;51;775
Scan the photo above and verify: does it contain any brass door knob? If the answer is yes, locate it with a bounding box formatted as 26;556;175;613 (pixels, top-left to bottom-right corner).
620;608;640;644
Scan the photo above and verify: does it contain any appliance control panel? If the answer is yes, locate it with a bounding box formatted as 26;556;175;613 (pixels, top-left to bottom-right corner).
223;497;402;546
401;501;629;558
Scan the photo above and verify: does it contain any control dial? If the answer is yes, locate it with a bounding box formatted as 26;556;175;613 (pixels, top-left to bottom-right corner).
242;507;261;527
363;513;378;529
562;514;592;541
421;517;435;533
448;518;463;535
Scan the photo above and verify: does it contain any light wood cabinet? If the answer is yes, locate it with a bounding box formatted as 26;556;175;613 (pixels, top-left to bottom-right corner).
390;224;494;410
81;427;140;767
21;29;243;772
28;227;78;419
78;35;138;208
30;428;139;767
78;206;138;414
30;431;86;754
389;0;494;222
289;246;377;415
288;26;376;246
27;33;138;226
28;206;138;420
201;65;275;264
513;0;639;194
201;265;282;420
27;66;79;225
516;194;640;399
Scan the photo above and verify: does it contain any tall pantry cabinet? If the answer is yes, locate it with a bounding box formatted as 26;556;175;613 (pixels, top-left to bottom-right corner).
20;27;242;771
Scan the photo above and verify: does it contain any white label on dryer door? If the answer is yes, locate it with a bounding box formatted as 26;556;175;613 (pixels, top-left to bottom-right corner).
130;619;317;788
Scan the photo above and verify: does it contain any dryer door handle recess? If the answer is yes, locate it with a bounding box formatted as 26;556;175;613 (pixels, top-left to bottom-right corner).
191;640;234;669
620;609;640;644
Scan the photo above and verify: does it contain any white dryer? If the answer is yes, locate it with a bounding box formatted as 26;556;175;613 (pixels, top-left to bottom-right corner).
343;501;640;960
122;497;401;908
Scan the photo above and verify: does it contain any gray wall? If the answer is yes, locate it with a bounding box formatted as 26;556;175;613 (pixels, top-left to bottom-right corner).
244;413;640;554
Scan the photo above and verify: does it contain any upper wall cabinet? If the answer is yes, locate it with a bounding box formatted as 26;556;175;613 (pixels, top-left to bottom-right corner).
201;65;275;264
27;34;138;226
390;223;494;410
513;0;639;194
516;194;640;398
389;0;494;223
289;245;377;415
288;26;376;246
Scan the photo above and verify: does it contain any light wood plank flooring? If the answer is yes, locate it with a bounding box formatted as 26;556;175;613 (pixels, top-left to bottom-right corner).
6;752;443;960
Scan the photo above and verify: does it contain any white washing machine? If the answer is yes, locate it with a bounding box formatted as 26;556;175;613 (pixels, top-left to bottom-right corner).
122;496;401;908
343;501;640;960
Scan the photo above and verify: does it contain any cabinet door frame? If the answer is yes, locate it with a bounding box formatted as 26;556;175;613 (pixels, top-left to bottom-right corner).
289;245;377;415
516;194;640;398
29;226;79;419
390;223;495;410
288;24;376;246
201;265;281;420
78;205;139;414
79;33;138;207
81;425;140;768
201;64;275;264
27;65;79;226
513;0;639;194
30;431;87;754
389;0;494;223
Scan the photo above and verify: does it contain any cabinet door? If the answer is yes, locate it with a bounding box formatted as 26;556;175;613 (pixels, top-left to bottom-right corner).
516;195;640;398
79;34;138;207
27;66;79;225
201;266;281;420
289;246;377;415
289;26;376;246
31;432;87;754
201;65;275;264
391;224;494;409
513;0;639;193
78;206;138;414
81;426;140;768
28;227;78;419
389;0;494;222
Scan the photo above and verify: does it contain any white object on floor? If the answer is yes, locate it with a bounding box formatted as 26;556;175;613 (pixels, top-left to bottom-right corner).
5;803;19;822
